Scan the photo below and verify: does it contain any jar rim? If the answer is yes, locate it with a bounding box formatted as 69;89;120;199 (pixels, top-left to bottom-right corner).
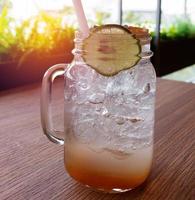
73;26;152;58
74;28;151;45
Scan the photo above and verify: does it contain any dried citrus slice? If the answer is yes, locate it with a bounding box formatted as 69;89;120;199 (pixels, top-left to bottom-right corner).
82;24;141;76
127;26;150;44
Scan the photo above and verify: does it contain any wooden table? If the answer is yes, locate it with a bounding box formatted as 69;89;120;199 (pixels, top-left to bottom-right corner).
0;79;194;200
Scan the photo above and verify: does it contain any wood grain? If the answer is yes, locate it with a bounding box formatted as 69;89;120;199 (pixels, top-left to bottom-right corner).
0;79;194;200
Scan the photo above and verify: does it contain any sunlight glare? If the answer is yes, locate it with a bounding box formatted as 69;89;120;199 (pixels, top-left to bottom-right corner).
38;22;47;34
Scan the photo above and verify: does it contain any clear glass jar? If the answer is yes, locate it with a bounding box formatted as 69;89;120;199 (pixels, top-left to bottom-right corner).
41;27;156;193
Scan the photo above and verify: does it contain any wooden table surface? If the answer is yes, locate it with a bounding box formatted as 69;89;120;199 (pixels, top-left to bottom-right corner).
0;79;194;200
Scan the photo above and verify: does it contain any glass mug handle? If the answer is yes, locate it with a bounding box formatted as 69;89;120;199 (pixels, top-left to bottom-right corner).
40;63;68;145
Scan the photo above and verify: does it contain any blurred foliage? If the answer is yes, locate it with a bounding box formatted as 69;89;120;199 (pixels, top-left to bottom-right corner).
152;18;195;40
17;11;74;52
59;5;74;15
0;6;75;62
0;0;12;8
124;11;195;40
123;11;156;32
123;11;141;24
95;10;111;25
1;3;195;63
0;6;17;59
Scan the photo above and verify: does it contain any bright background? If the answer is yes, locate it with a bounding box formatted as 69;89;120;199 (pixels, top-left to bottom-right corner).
9;0;195;25
1;0;195;89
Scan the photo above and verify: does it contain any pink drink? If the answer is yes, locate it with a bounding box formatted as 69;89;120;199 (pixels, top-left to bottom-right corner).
65;142;153;191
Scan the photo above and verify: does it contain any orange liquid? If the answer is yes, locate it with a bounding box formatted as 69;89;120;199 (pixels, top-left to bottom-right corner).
64;142;153;191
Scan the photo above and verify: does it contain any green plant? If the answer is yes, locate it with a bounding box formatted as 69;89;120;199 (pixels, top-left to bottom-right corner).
19;11;74;52
123;11;141;24
152;18;195;40
0;8;75;63
95;10;111;25
0;6;17;59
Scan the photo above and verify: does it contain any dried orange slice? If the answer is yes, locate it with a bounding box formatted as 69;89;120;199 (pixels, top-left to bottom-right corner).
82;24;141;76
